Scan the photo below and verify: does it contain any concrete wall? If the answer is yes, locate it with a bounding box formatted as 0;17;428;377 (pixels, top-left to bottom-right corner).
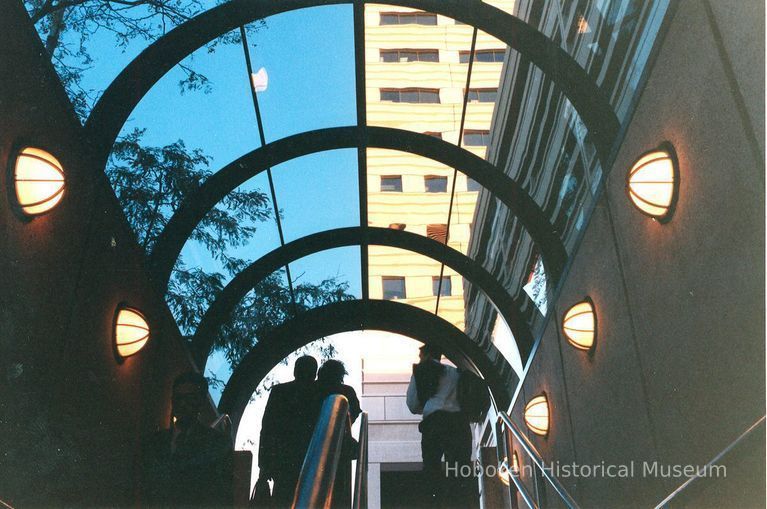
0;2;203;506
512;0;764;507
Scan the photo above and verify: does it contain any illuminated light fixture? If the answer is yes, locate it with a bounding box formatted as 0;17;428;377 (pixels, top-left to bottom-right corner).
562;297;597;351
626;143;679;222
498;457;511;486
13;147;65;216
512;451;520;475
524;394;549;436
114;306;150;360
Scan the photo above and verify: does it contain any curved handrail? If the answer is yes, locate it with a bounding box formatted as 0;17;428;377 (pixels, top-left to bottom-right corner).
292;395;352;509
353;413;369;509
498;412;579;509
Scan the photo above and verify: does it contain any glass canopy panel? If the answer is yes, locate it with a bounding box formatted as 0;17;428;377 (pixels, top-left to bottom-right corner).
367;244;520;369
289;247;363;302
364;4;473;140
270;149;359;243
368;147;452;239
509;0;671;121
241;6;356;143
203;246;360;392
106;27;260;199
170;171;282;334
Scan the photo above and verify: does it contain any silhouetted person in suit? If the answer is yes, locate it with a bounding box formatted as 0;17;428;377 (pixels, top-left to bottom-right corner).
140;371;233;508
258;356;320;507
315;359;361;507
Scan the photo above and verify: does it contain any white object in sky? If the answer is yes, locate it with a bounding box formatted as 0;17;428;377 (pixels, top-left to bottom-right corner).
250;67;268;92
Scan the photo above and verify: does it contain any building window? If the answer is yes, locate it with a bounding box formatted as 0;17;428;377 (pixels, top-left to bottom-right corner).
467;88;498;103
380;49;439;63
380;12;438;25
459;49;506;63
463;130;491;147
432;276;452;296
388;223;406;230
427;224;448;243
380;175;403;192
424;175;448;193
467;178;481;192
382;277;407;300
424;131;443;139
380;88;440;103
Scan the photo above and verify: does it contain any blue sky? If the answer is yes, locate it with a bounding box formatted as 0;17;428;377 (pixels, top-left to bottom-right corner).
55;5;362;397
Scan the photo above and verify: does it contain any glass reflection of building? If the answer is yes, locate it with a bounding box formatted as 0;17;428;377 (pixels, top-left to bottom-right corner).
466;0;672;350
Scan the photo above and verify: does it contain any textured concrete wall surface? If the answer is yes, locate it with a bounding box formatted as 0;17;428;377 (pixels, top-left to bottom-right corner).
514;0;764;507
0;2;203;506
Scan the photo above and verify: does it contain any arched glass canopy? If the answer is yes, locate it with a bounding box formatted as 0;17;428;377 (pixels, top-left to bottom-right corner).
52;0;672;417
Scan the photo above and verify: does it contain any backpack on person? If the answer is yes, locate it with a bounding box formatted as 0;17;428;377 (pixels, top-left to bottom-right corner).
457;369;491;422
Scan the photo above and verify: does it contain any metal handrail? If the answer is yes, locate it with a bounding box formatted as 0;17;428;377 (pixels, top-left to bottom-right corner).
498;412;579;509
352;413;369;509
292;395;351;509
500;458;539;509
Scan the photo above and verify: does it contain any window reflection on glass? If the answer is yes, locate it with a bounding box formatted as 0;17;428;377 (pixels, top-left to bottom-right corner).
467;88;498;103
380;88;440;103
432;276;452;296
380;49;439;62
463;130;491;146
459;49;505;63
466;178;481;192
424;175;447;193
380;175;403;192
382;276;407;300
380;11;437;25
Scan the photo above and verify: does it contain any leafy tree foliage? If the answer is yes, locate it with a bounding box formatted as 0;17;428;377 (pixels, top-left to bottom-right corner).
24;0;261;119
24;0;352;378
108;129;352;370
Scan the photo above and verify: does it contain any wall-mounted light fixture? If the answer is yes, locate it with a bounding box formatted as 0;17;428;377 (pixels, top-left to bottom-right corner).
562;297;596;351
524;393;549;436
498;457;511;486
512;450;520;475
626;143;679;222
114;305;150;360
12;147;65;216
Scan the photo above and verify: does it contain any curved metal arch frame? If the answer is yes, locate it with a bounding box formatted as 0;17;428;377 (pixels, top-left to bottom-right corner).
190;225;534;368
148;126;568;290
84;0;619;170
219;298;515;431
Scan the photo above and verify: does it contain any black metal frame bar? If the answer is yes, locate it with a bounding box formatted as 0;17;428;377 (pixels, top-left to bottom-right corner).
238;26;298;313
434;26;478;316
353;0;370;300
218;299;514;429
147;126;568;291
189;226;533;369
84;0;619;173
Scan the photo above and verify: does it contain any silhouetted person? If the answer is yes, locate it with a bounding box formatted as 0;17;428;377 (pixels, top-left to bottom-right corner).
140;371;233;508
258;356;320;507
315;360;361;507
406;345;475;508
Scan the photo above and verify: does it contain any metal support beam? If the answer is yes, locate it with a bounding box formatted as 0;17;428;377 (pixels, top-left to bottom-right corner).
189;226;534;369
219;299;514;430
148;127;568;291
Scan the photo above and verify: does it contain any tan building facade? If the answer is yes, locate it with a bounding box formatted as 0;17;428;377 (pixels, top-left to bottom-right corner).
360;4;514;508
